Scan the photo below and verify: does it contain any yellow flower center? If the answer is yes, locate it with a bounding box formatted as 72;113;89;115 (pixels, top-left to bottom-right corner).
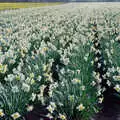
0;111;4;117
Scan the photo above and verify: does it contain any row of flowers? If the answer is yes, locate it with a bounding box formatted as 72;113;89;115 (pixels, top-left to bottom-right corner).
0;3;120;120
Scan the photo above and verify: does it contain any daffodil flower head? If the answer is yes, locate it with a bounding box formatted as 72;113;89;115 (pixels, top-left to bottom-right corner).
59;113;67;120
72;78;81;84
0;64;7;74
0;109;5;117
11;112;21;120
76;104;85;111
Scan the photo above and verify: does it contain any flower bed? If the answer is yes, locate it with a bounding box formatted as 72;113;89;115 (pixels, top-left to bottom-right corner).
0;3;120;120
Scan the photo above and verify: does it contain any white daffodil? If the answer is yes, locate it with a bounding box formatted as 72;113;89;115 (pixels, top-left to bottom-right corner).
22;83;30;92
76;104;85;111
50;102;56;109
72;78;81;84
114;84;120;92
27;105;34;112
0;64;7;73
31;93;36;102
68;95;75;101
12;85;19;93
81;85;85;91
46;113;53;119
11;112;21;120
0;109;5;117
113;75;120;81
46;105;54;113
59;114;67;120
91;81;96;86
98;97;104;103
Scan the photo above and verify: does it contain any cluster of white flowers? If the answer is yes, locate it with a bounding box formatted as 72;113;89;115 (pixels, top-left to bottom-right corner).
0;3;120;120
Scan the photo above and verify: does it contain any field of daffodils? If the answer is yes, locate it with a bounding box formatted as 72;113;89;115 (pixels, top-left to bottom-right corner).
0;3;120;120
